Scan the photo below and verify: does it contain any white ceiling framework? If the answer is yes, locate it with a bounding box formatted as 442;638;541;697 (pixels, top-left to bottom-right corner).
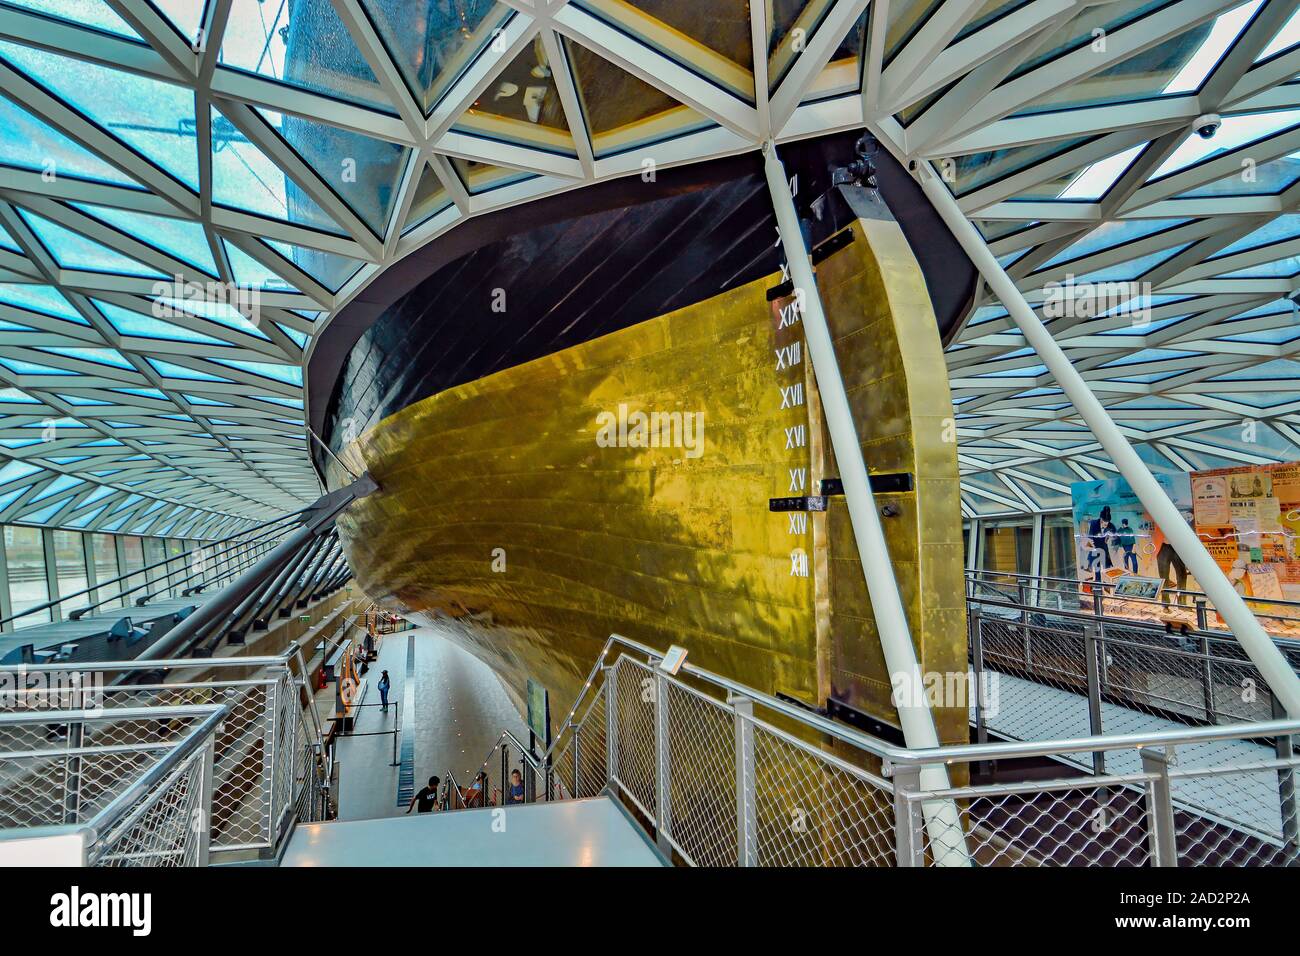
1;1;1299;533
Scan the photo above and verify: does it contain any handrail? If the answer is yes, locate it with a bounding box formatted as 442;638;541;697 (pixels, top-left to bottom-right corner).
462;728;547;796
0;703;228;859
0;510;301;628
4;608;350;769
968;591;1300;653
536;634;1300;773
966;566;1300;617
78;705;227;839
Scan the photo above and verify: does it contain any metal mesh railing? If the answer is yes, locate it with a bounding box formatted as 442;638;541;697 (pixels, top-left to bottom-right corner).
749;723;897;867
526;635;1300;868
969;601;1299;757
93;745;208;867
907;775;1153;867
0;647;330;861
0;704;222;867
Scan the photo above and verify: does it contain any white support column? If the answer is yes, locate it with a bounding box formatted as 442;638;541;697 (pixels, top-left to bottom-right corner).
918;163;1300;718
762;143;969;866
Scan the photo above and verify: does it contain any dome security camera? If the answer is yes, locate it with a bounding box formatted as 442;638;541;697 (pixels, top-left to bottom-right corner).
1193;113;1221;139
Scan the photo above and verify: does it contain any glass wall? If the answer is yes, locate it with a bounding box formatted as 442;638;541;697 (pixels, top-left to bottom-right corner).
120;535;146;603
143;537;166;588
978;517;1034;579
166;539;185;591
1039;514;1079;608
90;533;122;611
0;527;225;631
5;525;50;628
52;530;90;615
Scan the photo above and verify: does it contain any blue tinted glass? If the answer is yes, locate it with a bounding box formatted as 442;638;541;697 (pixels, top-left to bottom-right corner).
1;0;138;38
224;239;301;293
95;299;228;345
260;108;409;236
73;204;218;275
210;106;348;235
19;210;164;277
0;96;141;187
219;0;394;112
266;239;362;292
0;284;86;322
212;358;302;385
0;40;199;187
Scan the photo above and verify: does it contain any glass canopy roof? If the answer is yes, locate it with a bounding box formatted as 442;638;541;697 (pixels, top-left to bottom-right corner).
1;0;1299;532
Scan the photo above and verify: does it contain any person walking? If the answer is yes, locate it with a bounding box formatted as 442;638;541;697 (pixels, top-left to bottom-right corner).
407;775;440;814
377;669;391;714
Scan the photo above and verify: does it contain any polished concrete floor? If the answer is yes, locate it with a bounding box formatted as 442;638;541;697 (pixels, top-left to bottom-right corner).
333;622;528;821
283;796;665;867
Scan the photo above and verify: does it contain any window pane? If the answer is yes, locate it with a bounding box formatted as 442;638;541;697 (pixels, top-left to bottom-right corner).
979;518;1034;580
165;539;184;595
1040;514;1080;608
121;535;146;602
90;534;122;611
52;529;89;615
143;537;166;587
5;525;50;627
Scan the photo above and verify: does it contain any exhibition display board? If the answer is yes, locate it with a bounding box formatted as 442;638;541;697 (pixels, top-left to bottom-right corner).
1070;463;1300;634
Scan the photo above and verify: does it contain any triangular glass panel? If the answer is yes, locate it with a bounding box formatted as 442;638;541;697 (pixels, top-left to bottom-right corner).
1014;15;1231;116
275;323;310;348
405;163;452;231
1041;219;1190;270
0;94;142;188
93;299;229;346
265;239;363;293
768;0;866;97
210;106;348;236
211;358;302;386
1150;109;1300;180
0;284;85;323
72;204;217;276
448;156;533;196
361;0;511;111
149;0;207;45
561;36;713;158
146;358;231;382
0;40;198;187
220;0;395;113
223;238;302;294
1258;5;1300;61
2;0;139;40
454;37;577;156
255;107;408;237
42;346;135;370
18;210;165;278
586;0;753;102
1181;155;1300;196
0;221;18;253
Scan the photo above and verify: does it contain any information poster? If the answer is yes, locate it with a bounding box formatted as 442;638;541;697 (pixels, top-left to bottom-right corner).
1069;461;1300;634
1070;472;1195;593
1191;463;1300;609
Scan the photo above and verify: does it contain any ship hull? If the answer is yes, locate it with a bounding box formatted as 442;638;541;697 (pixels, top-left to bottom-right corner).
332;192;967;746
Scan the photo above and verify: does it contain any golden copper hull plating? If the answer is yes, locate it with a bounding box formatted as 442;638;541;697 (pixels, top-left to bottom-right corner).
332;206;966;745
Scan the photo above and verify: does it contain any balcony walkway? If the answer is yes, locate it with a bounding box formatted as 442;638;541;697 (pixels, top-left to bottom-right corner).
977;672;1286;844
